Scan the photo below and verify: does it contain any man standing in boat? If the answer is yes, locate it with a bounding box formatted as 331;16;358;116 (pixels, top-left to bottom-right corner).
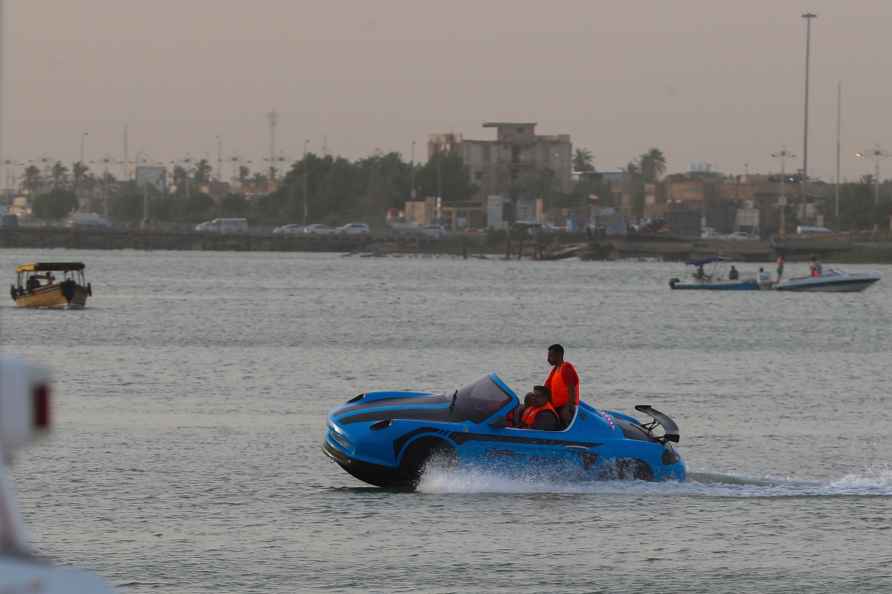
544;344;580;427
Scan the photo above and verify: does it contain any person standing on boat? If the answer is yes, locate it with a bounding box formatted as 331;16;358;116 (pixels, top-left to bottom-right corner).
776;254;785;282
544;344;580;427
809;255;823;277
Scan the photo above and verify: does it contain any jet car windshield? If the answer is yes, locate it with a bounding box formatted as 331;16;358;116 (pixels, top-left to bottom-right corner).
449;374;515;423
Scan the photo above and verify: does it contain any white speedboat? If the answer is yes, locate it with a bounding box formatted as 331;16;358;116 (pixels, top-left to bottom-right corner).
775;268;881;292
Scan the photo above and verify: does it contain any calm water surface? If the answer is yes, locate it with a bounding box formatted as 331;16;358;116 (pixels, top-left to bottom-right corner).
2;249;891;593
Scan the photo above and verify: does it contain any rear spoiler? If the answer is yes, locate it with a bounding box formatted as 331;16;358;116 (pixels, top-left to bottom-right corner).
635;405;680;443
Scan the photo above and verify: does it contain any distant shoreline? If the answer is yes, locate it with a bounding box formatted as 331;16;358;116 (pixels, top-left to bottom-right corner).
2;227;892;263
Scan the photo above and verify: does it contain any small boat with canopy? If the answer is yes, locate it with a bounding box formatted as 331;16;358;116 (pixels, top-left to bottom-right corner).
669;256;760;290
10;262;92;309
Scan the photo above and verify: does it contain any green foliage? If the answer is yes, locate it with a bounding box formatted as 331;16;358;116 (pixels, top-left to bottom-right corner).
32;189;78;220
109;185;145;222
98;149;476;226
573;148;594;172
414;152;476;203
821;182;892;230
193;159;212;185
51;161;69;189
22;165;41;194
638;148;666;182
219;193;250;217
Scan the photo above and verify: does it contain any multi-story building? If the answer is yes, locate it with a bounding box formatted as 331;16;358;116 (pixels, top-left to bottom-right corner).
429;122;573;207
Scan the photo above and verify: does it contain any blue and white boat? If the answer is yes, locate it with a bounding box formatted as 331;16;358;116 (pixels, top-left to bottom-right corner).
669;256;760;290
775;268;880;292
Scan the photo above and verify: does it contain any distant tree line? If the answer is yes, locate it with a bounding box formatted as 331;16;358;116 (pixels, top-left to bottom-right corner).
16;146;892;230
18;152;481;226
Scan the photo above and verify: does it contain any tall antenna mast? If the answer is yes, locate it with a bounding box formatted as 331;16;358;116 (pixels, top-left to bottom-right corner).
835;81;841;221
122;124;129;179
267;109;278;181
801;12;817;207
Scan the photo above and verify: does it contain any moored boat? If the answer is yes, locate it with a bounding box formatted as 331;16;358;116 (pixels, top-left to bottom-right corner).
669;256;760;290
10;262;92;308
775;268;880;292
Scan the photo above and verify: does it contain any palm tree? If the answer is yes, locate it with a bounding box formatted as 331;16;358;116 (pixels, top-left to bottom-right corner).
573;148;595;172
51;161;69;189
639;148;667;182
22;165;41;195
72;161;90;193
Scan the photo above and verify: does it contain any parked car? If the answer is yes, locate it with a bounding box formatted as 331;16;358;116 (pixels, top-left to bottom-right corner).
303;223;336;235
336;222;370;236
65;213;113;230
195;218;248;233
273;223;305;235
419;224;448;239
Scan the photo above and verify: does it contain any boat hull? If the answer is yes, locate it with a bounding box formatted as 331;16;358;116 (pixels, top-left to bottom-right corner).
13;283;89;308
670;278;760;290
775;273;880;293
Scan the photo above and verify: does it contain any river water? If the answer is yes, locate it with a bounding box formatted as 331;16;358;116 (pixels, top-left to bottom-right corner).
2;249;891;593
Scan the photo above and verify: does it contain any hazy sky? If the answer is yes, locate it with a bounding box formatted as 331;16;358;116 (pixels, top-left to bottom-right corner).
5;0;892;180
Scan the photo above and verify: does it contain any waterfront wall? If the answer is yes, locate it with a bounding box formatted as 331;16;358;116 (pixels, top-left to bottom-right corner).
2;226;892;262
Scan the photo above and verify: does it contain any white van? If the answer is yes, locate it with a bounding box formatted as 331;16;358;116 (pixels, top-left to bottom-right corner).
195;218;249;233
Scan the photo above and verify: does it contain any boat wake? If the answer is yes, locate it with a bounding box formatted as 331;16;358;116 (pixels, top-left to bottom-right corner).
417;466;892;497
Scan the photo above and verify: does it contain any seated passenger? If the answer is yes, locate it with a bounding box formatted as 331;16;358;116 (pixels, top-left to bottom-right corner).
728;265;739;280
27;275;41;292
519;386;560;431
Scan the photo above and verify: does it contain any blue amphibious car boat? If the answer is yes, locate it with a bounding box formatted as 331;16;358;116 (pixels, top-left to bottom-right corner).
323;373;685;488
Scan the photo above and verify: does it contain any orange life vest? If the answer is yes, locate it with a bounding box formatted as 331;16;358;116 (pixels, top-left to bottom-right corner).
548;362;579;408
521;402;558;428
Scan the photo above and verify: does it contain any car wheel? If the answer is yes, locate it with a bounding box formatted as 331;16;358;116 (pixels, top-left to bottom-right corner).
614;458;653;481
400;438;457;488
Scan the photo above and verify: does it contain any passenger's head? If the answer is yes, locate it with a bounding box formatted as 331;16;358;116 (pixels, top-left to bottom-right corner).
533;385;550;405
529;386;550;407
547;344;564;366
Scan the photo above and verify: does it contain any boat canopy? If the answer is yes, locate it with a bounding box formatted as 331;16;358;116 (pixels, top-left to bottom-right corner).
685;256;728;267
16;262;85;273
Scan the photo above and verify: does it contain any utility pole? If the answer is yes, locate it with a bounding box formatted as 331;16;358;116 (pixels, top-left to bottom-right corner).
267;109;278;181
835;81;841;222
122;124;129;180
801;12;817;210
216;136;223;182
410;140;416;199
772;147;795;239
142;184;149;228
302;139;309;225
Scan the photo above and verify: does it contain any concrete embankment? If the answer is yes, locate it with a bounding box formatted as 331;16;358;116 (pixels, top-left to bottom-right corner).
2;227;892;262
0;227;474;255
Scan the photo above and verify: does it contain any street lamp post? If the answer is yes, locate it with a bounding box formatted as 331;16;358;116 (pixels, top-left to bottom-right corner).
801;12;817;204
772;147;796;239
302;140;310;225
856;146;889;208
